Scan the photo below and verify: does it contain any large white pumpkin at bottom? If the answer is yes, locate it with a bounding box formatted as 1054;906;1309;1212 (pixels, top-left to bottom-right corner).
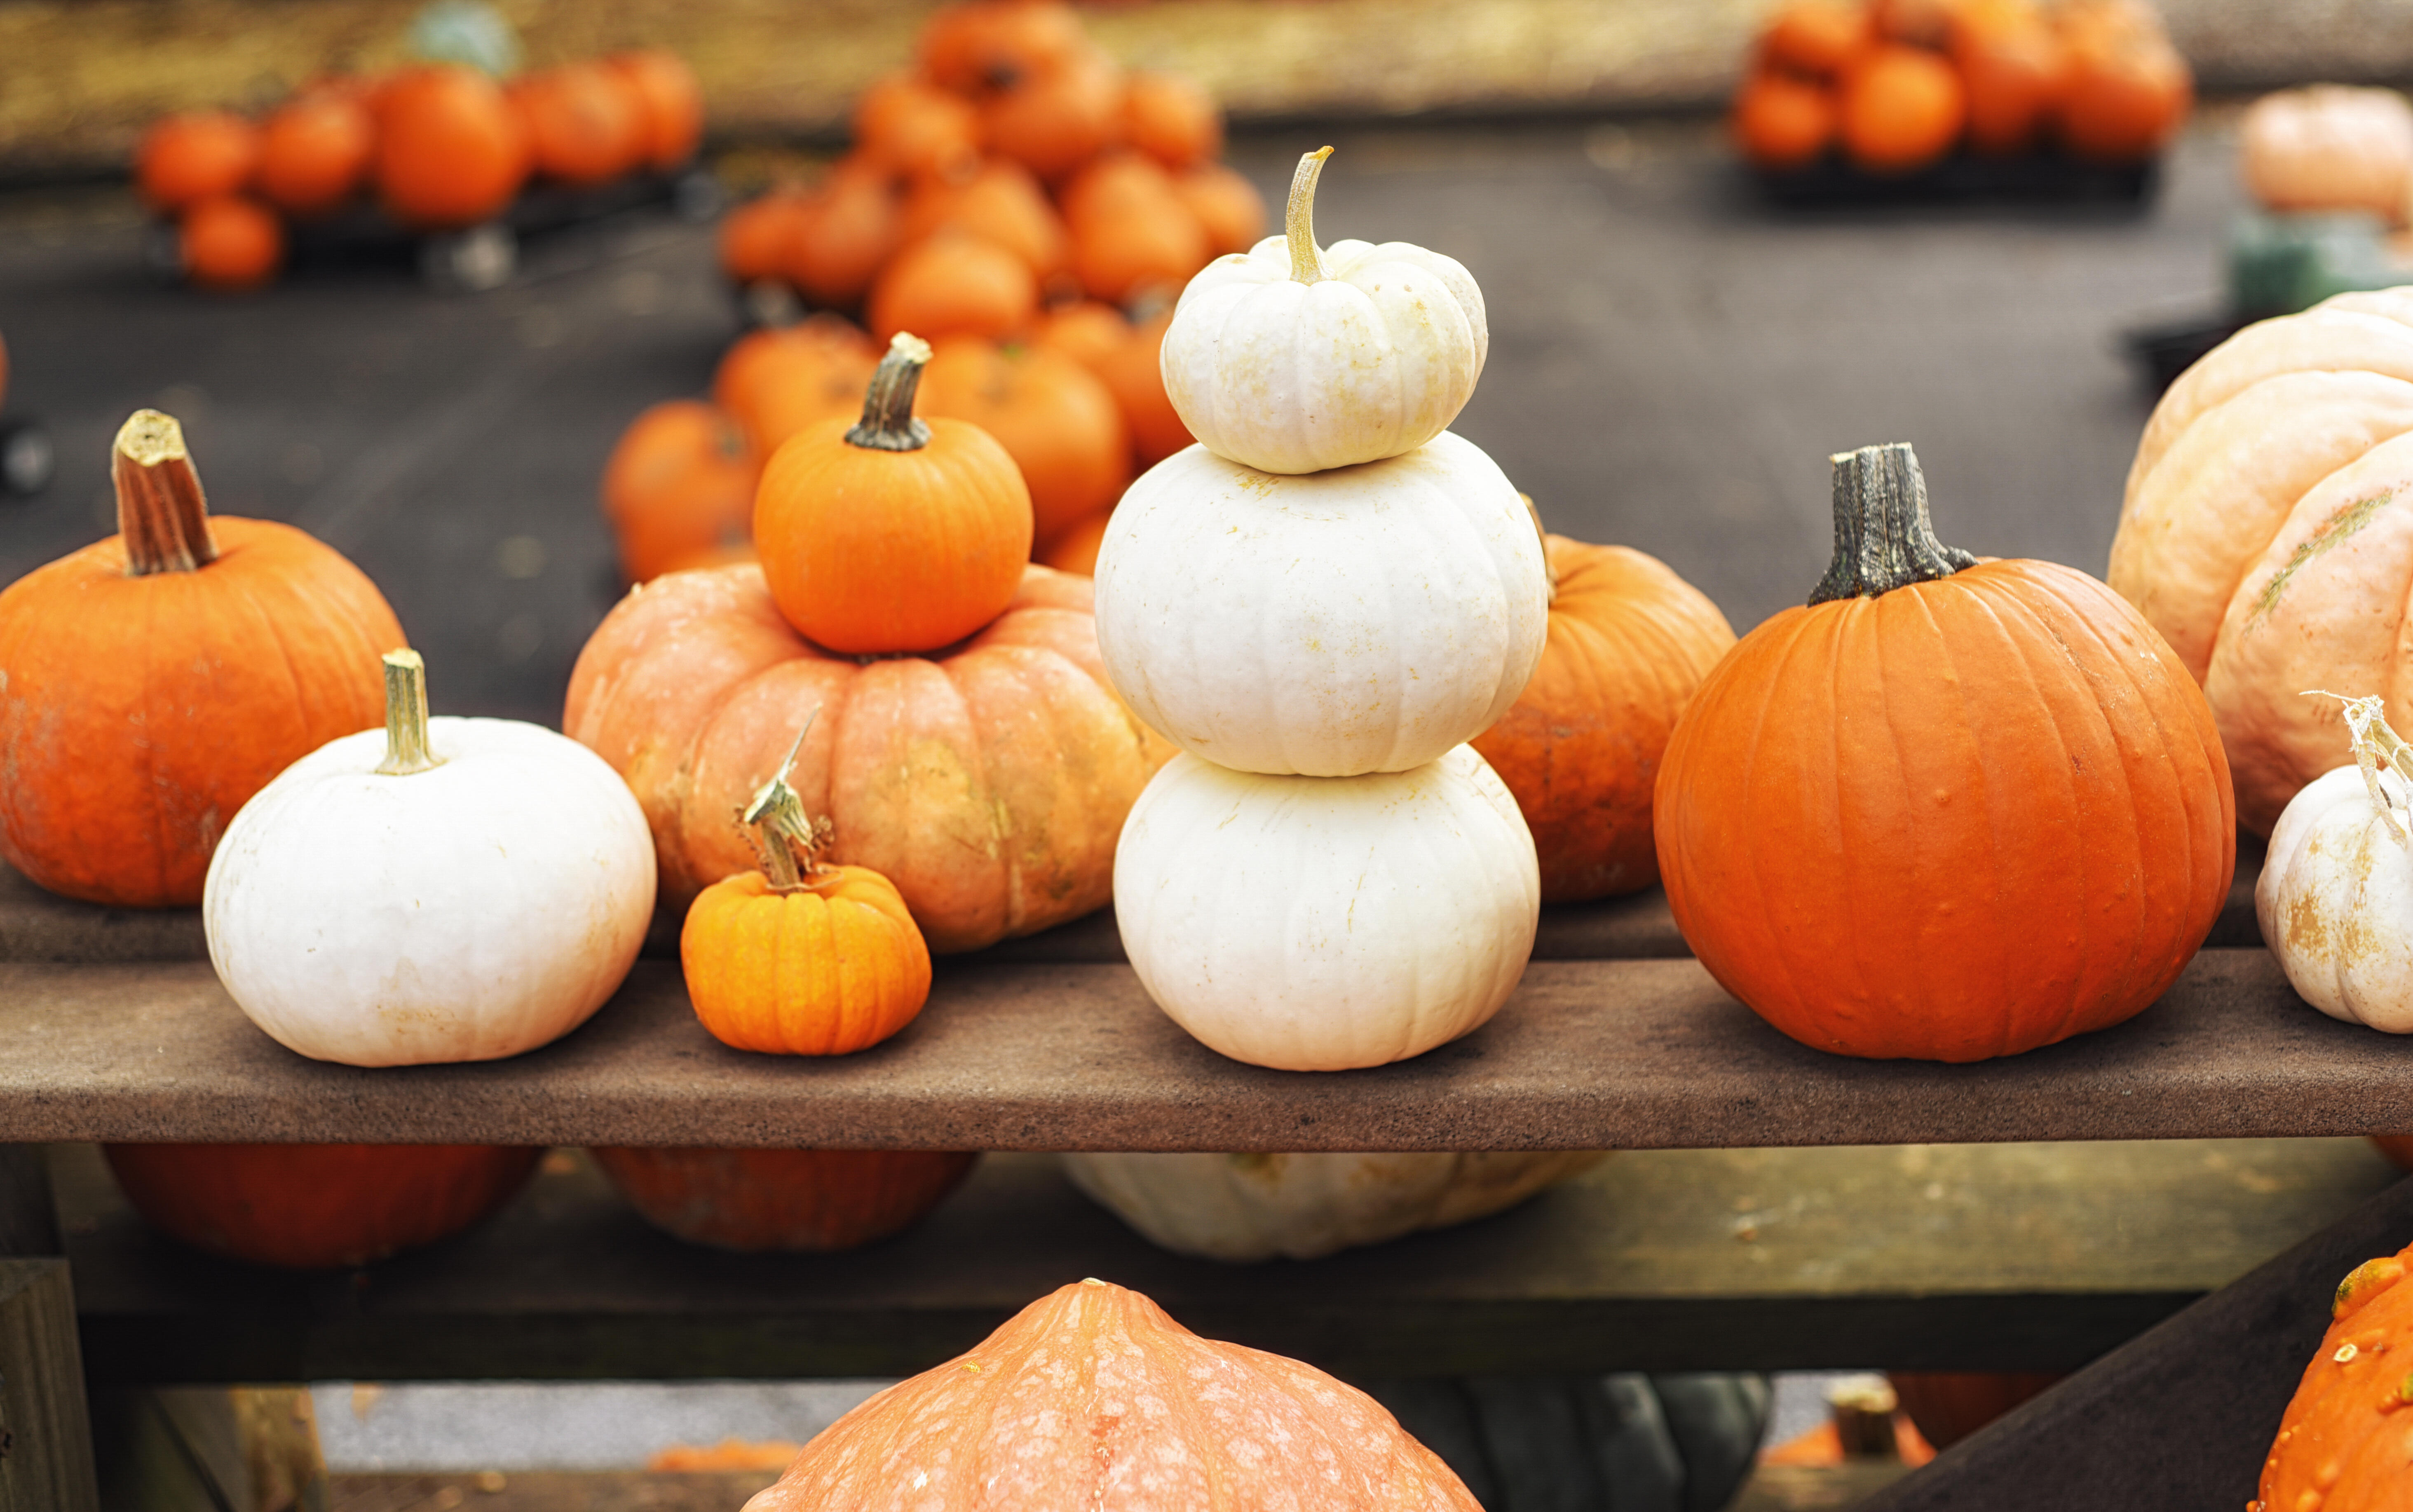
1115;745;1540;1070
2258;707;2413;1032
1094;431;1548;777
1062;1150;1607;1262
205;716;657;1066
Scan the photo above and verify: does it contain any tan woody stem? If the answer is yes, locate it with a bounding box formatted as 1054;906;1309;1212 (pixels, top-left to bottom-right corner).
846;334;935;453
114;410;217;576
743;712;836;891
375;650;443;777
1286;146;1333;285
1809;443;1978;605
2310;691;2413;852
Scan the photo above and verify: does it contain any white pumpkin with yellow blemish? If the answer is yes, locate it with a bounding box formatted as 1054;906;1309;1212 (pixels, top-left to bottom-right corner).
2258;694;2413;1031
1160;147;1487;476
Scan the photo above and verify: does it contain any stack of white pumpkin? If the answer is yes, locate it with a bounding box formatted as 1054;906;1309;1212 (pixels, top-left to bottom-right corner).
1069;149;1595;1261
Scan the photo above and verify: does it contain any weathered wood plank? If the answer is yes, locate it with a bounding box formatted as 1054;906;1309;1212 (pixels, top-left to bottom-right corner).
55;1141;2399;1383
0;1261;99;1512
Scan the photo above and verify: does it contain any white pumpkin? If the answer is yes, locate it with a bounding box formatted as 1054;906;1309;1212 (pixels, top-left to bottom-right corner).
1115;745;1539;1071
1093;431;1548;777
205;651;657;1067
1062;1150;1608;1262
2240;86;2413;225
1161;146;1487;476
2258;693;2413;1032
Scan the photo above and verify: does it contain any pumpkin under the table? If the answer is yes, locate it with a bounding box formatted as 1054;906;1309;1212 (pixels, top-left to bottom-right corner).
591;1148;976;1252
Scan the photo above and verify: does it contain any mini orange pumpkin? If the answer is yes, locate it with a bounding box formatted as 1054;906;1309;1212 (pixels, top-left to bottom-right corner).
917;335;1130;543
136;112;262;214
1038;508;1110;575
1035;301;1191;469
180;195;284;291
1760;0;1875;77
754;333;1032;653
978;46;1125;181
786;157;904;308
375;64;530;229
2250;1242;2413;1512
602;400;760;583
1839;45;1967;173
1735;70;1839;169
719;188;812;287
899;158;1072;284
866;231;1039;342
713;314;883;457
256;91;376;218
1950;0;2069;157
589;1146;976;1251
920;0;1087;94
1170;161;1267;256
1121;70;1222;169
1060;151;1210;304
511;62;648;187
854;73;982;183
607;49;704;172
2054;0;2192;163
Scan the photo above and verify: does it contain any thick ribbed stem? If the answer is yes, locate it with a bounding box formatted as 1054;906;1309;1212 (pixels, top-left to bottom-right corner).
375;650;442;777
742;713;835;891
845;333;935;452
1808;443;1977;605
1286;146;1333;285
114;410;217;576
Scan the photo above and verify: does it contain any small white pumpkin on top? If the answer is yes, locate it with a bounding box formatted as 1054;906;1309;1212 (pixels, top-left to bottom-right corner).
205;649;657;1067
1115;744;1539;1071
1093;429;1548;777
1160;146;1487;476
2258;692;2413;1032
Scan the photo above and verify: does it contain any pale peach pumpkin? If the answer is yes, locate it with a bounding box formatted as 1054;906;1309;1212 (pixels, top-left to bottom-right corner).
563;563;1171;950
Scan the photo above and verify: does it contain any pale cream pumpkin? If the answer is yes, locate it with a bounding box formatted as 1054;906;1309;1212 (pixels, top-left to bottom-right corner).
2111;286;2413;831
1093;430;1548;776
1159;147;1487;475
1114;745;1539;1071
1061;1150;1607;1262
2258;694;2413;1032
2240;86;2413;224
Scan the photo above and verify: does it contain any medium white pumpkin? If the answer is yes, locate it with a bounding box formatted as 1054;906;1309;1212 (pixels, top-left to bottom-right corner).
2240;86;2413;225
1061;1150;1608;1262
1160;147;1487;476
205;651;657;1067
1115;745;1539;1071
1093;430;1548;776
2258;693;2413;1032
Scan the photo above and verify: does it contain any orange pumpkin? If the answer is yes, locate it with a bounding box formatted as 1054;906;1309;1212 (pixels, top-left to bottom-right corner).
1470;532;1736;903
899;158;1072;284
1060;151;1210;304
866;232;1039;342
746;1279;1482;1509
2250;1242;2413;1512
255;92;376;217
1121;70;1222;169
2055;0;2192;163
1653;443;2234;1062
563;563;1171;949
1761;2;1874;77
179;195;284;291
754;333;1032;652
1038;508;1109;574
2373;1135;2413;1170
713;315;883;457
918;335;1130;543
1734;71;1839;169
854;73;982;183
1873;0;1959;46
375;64;530;229
136;112;262;214
1035;301;1191;469
0;410;406;907
719;188;812;287
511;62;648;187
919;0;1087;94
1950;0;2069;156
603;400;760;584
1170;161;1267;256
608;49;705;172
104;1143;541;1270
1888;1372;2064;1451
786;158;905;308
589;1147;975;1252
978;46;1125;181
1839;45;1967;173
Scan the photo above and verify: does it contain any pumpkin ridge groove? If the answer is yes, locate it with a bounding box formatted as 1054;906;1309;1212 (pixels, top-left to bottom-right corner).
1740;607;1824;1039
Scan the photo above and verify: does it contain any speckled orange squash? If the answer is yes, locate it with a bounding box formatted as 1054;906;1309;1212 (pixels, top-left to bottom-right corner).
1471;532;1735;902
0;411;406;906
2250;1242;2413;1512
591;1147;976;1252
1655;443;2234;1062
746;1278;1483;1510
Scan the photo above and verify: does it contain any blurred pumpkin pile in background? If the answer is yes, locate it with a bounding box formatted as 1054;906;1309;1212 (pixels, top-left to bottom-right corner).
137;48;702;291
2228;84;2413;316
1730;0;2190;178
605;0;1264;584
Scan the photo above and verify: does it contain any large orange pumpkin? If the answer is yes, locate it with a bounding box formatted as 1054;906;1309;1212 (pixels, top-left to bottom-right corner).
1654;442;2234;1062
375;64;530;229
713;315;882;457
2250;1241;2413;1512
745;1278;1482;1510
754;333;1033;652
256;91;376;218
602;400;760;583
918;335;1130;543
563;562;1171;949
1471;532;1735;903
0;411;406;906
608;49;705;172
511;62;648;187
592;1148;975;1252
136;112;262;214
105;1143;541;1269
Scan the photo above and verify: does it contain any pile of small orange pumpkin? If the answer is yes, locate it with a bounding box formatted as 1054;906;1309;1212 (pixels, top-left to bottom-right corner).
605;0;1261;582
138;50;702;291
1731;0;2190;176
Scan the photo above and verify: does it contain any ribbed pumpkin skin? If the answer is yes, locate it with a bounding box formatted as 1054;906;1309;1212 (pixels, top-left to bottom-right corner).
2252;1244;2413;1512
591;1146;974;1252
744;1279;1482;1512
563;563;1172;950
1654;558;2234;1061
683;867;932;1055
1471;536;1736;903
602;399;759;584
104;1143;541;1270
0;518;405;907
917;337;1130;544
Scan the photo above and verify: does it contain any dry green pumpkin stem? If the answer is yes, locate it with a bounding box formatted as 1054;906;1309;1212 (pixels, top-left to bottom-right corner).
742;710;837;891
1286;146;1334;286
375;649;443;777
2307;690;2413;851
1809;443;1977;605
847;333;935;453
114;409;218;577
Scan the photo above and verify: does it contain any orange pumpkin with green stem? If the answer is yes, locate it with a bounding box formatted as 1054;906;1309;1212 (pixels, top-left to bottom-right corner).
0;410;405;906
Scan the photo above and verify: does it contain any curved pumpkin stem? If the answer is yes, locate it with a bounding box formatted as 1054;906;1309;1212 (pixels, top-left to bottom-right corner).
374;649;443;777
114;409;218;577
846;333;935;453
1808;443;1977;605
1285;146;1333;286
2308;690;2413;853
743;712;837;891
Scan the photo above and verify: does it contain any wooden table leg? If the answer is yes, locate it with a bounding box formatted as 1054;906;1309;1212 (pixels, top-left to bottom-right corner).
0;1144;98;1512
